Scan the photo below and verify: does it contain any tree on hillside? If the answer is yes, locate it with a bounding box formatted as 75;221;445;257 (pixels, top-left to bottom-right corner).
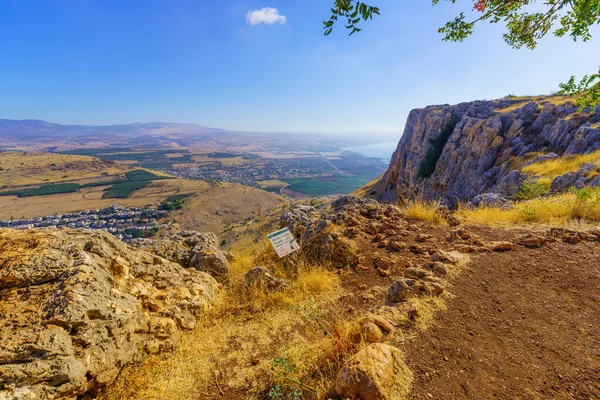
323;0;600;108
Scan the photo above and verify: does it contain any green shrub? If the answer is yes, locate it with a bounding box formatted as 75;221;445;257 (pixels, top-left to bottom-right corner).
417;115;460;179
514;180;549;200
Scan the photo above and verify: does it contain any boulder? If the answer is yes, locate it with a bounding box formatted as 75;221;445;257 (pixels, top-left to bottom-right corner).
387;279;420;303
360;321;384;343
0;229;219;399
132;231;231;282
472;193;510;208
279;205;316;237
431;250;460;264
335;344;410;400
244;266;291;292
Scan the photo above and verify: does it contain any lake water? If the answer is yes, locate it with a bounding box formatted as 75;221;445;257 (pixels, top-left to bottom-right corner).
342;141;398;163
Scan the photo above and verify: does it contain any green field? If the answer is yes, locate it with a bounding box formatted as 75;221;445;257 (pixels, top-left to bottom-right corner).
0;169;170;199
281;176;371;197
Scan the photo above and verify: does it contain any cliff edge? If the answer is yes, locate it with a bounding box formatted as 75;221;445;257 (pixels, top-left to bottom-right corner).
375;96;600;205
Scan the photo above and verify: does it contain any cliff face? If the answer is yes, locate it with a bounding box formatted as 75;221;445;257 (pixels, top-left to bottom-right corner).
375;98;600;205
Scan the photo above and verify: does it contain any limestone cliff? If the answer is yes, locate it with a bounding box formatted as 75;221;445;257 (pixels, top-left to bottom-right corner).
375;97;600;205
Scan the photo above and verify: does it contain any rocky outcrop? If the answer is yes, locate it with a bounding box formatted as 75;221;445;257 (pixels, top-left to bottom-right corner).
131;231;230;282
0;229;219;399
375;98;600;205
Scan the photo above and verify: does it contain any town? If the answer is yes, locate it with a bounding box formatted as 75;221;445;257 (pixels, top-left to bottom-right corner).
0;204;172;242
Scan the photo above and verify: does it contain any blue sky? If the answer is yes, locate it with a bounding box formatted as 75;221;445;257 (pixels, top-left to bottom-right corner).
0;0;599;140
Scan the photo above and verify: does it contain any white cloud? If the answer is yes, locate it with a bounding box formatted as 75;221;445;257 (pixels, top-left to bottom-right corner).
246;7;286;26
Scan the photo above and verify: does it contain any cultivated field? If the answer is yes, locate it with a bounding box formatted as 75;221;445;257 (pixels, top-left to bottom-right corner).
0;151;131;187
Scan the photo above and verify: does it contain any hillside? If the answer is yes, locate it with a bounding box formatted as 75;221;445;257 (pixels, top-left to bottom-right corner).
375;96;600;206
0;151;131;187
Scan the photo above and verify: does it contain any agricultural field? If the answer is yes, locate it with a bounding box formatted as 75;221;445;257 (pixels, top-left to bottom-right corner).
58;148;388;197
0;167;170;199
280;175;373;197
0;151;130;187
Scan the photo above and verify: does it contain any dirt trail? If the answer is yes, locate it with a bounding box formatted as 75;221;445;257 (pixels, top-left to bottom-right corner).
406;239;600;399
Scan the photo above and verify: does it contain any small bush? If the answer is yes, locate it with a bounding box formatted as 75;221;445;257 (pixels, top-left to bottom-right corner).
514;180;549;200
417;115;460;179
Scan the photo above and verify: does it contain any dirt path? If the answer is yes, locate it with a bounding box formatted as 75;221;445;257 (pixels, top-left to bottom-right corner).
406;239;600;399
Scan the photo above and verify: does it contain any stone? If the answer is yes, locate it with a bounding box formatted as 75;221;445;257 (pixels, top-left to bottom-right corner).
388;240;408;252
431;250;460;264
365;314;395;333
472;193;509;208
516;233;548;248
373;256;394;270
403;267;433;280
132;231;231;283
360;321;384;343
0;229;219;399
387;279;419;303
422;262;449;277
190;246;230;282
244;266;291;291
415;233;433;242
485;241;514;252
335;344;409;400
279;205;316;237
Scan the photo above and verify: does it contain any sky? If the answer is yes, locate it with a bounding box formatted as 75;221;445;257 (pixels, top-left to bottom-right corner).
0;0;599;141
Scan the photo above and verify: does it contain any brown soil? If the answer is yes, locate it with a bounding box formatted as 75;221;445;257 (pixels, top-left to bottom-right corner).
100;218;600;400
406;235;600;400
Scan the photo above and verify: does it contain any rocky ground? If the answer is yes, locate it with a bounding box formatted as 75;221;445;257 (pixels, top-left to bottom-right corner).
2;196;599;399
90;196;600;399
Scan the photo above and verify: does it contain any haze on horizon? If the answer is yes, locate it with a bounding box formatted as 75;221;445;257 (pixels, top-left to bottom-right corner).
1;0;599;141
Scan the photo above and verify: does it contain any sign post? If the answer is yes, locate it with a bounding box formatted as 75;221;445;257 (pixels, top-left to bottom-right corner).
267;227;300;258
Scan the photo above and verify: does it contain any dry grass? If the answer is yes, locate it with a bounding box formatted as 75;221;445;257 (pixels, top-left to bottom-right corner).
101;242;355;400
400;199;447;225
521;150;600;179
350;174;382;199
494;95;574;114
458;190;600;227
0;151;130;187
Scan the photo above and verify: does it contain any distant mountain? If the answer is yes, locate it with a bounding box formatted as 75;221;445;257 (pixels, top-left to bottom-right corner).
0;119;226;140
0;118;380;152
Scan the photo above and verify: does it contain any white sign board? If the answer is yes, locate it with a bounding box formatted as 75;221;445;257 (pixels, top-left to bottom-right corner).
267;227;300;258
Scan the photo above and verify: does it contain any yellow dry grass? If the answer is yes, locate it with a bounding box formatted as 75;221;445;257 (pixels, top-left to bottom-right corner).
400;199;447;225
521;150;600;179
101;243;355;400
350;174;382;198
0;151;130;187
458;190;600;227
494;95;574;113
